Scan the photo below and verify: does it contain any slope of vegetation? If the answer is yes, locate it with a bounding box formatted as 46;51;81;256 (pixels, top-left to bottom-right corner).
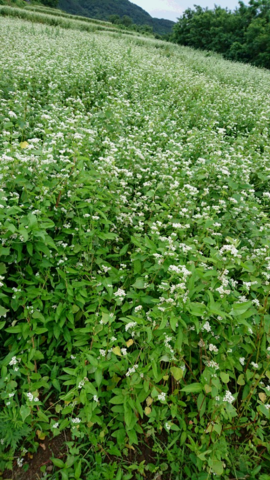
1;14;270;480
172;0;270;69
57;0;174;35
0;5;141;35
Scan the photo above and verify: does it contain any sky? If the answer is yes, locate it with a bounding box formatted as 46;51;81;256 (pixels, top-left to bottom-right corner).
131;0;240;21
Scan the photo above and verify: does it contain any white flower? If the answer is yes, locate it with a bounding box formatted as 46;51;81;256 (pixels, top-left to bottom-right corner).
125;322;137;331
121;348;127;356
93;395;99;402
202;321;211;332
158;392;166;402
71;418;81;424
52;423;59;429
9;111;17;119
223;390;235;404
207;360;219;370
26;393;34;402
126;364;138;377
17;458;24;468
165;422;171;430
135;305;143;312
99;349;106;357
114;288;126;298
251;362;259;369
209;344;218;353
9;356;18;366
239;357;245;366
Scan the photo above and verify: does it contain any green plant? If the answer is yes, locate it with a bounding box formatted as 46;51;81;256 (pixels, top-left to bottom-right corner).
1;14;270;480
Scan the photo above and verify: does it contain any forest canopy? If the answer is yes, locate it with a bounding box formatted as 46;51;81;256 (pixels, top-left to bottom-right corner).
172;0;270;69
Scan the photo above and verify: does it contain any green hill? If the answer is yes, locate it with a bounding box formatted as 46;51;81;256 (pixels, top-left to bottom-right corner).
57;0;175;35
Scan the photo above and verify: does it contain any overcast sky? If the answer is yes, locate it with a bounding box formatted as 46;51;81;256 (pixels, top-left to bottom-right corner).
131;0;240;21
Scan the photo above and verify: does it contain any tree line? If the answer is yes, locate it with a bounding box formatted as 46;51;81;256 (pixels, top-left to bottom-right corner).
172;0;270;69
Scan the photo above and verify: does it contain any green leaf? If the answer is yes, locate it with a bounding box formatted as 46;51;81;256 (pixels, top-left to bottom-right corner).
51;458;65;468
134;260;141;274
189;303;206;316
0;306;8;317
20;405;31;422
95;368;103;387
220;372;230;383
37;410;49;423
237;374;245;386
175;328;183;350
181;383;203;394
5;326;21;333
84;383;97;395
231;301;252;316
109;395;125;405
210;460;224;476
132;277;145;289
0;263;7;275
75;460;82;480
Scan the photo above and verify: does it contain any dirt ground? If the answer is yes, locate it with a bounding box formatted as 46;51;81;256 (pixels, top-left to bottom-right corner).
3;432;69;480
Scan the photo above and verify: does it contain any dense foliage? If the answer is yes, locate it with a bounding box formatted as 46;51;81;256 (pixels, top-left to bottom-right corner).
1;14;270;480
56;0;174;35
172;0;270;69
0;5;141;35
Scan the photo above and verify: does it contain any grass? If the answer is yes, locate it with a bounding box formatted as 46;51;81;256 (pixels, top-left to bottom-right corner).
1;12;270;480
0;5;139;35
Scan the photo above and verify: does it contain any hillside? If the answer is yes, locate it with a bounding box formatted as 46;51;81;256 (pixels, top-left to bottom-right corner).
1;9;270;480
57;0;175;35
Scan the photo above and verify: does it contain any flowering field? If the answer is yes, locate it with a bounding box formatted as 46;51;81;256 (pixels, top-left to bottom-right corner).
1;15;270;480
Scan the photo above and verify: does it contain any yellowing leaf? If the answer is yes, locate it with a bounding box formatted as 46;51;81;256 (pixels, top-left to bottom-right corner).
125;444;135;451
112;346;122;356
36;430;46;440
126;339;134;347
146;396;153;406
145;407;152;415
204;384;212;394
170;366;183;381
259;392;266;403
163;375;169;381
20;141;29;149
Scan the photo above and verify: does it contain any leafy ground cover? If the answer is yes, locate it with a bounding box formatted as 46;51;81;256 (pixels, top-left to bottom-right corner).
0;6;139;36
1;15;270;480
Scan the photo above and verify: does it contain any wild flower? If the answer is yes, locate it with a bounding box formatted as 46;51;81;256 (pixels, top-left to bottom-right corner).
223;391;235;404
158;392;166;402
71;418;81;424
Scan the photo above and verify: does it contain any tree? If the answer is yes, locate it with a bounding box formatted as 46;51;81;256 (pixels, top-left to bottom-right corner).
171;0;270;69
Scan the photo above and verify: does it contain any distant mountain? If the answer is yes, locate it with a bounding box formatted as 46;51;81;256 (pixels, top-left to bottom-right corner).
57;0;175;35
